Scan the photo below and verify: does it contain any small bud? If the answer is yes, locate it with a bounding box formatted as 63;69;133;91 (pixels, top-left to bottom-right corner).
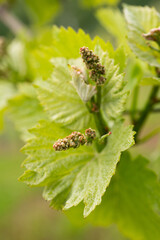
98;131;112;144
143;27;160;46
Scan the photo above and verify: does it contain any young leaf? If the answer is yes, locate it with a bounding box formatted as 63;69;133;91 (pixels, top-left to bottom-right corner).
66;152;160;240
36;50;128;130
124;5;160;67
19;120;135;217
71;66;97;102
141;77;160;86
125;59;143;91
113;46;126;73
101;53;129;126
35;63;95;131
96;8;127;47
45;26;114;59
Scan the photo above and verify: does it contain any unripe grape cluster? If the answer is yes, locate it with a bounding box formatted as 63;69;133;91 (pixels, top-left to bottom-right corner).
80;47;106;85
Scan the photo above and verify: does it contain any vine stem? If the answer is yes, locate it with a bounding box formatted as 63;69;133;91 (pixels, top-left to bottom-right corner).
90;86;108;152
93;110;107;137
93;86;107;137
134;86;159;142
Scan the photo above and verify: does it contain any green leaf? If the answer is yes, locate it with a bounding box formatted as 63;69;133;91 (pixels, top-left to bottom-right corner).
113;46;127;73
36;49;128;129
66;152;160;240
35;63;95;131
125;59;143;90
45;26;114;59
7;84;47;140
101;53;129;126
141;77;160;86
124;5;160;67
19;120;134;217
71;66;97;102
96;8;127;47
150;156;160;178
22;29;56;80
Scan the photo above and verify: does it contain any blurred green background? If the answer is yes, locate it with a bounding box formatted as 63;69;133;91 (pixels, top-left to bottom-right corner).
0;0;160;239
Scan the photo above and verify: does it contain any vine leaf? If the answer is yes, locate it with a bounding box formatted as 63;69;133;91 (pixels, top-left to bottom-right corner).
66;152;160;240
36;51;128;130
141;77;160;86
101;53;129;126
44;26;126;72
44;26;114;59
31;27;128;128
19;120;135;217
96;8;127;47
124;5;160;67
35;63;95;131
71;66;96;102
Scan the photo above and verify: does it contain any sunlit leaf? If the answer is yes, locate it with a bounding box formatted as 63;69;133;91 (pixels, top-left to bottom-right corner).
141;77;160;86
36;50;128;129
101;53;129;126
66;152;160;240
96;8;127;47
124;5;160;67
35;63;95;131
19;120;134;217
45;26;114;59
71;66;96;102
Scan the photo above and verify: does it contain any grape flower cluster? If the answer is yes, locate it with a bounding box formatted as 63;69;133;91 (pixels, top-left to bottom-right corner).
85;128;96;143
53;128;96;151
80;47;106;85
